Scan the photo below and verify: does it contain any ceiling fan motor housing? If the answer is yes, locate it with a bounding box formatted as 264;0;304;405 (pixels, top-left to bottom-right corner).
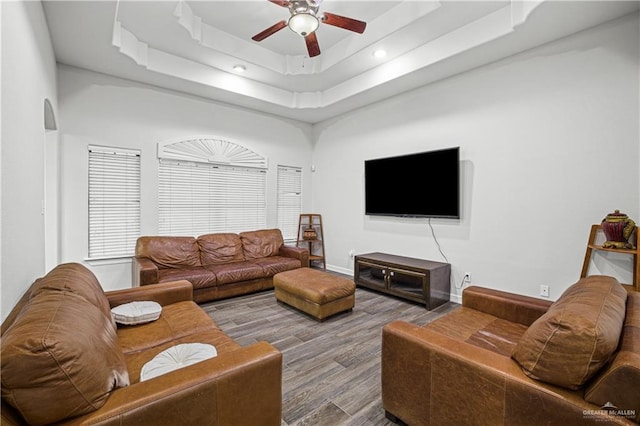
287;1;320;36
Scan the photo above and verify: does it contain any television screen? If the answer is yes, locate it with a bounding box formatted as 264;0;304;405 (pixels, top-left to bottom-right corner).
364;147;460;218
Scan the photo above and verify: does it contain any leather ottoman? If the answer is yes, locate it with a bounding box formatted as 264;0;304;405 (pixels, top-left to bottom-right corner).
273;268;355;321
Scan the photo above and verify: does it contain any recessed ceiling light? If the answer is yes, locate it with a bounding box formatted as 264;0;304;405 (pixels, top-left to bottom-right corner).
233;65;246;73
373;49;387;59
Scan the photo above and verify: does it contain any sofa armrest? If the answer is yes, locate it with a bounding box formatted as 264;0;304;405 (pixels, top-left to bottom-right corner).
105;280;193;308
279;245;309;268
132;257;159;286
462;285;552;326
62;341;282;426
382;321;617;426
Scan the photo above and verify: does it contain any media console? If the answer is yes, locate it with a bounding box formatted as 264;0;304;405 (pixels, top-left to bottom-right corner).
354;252;451;310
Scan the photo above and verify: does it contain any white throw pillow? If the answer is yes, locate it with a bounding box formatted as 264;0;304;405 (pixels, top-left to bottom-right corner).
140;343;218;381
111;301;162;325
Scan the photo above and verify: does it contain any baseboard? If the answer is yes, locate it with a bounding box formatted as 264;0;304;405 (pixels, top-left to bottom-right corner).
326;264;353;277
449;293;462;304
327;264;463;305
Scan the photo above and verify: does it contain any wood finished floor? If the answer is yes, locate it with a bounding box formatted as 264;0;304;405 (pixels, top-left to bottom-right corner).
200;281;459;426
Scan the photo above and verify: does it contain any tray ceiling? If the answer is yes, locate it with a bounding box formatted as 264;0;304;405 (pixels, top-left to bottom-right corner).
42;1;639;123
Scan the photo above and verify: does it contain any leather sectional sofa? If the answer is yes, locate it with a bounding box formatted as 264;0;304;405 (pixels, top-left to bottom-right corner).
133;229;309;303
382;276;640;425
1;263;282;425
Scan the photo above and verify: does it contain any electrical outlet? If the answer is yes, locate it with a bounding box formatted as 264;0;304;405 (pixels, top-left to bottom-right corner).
349;250;355;259
540;285;550;298
463;273;471;283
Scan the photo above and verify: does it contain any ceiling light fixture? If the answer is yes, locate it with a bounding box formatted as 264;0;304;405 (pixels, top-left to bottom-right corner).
233;65;246;73
288;12;319;37
373;49;387;59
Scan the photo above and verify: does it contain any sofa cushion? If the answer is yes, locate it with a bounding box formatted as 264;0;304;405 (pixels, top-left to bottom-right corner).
1;292;130;425
239;229;284;259
426;307;528;357
117;301;217;354
205;261;266;285
136;236;201;268
158;267;217;289
198;233;245;265
512;276;627;390
250;256;302;276
124;328;241;383
30;262;115;326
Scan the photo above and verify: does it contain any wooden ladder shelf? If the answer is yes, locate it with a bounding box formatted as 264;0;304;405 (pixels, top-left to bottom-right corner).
296;214;326;269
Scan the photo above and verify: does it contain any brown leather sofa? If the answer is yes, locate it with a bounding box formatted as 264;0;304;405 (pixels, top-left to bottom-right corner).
382;276;640;425
1;263;282;425
134;229;309;303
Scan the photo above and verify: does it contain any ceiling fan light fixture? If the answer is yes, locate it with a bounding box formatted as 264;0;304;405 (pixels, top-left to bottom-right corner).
288;12;319;37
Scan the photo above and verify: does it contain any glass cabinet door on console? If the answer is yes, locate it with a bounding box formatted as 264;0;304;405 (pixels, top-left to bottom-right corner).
354;261;387;291
387;268;426;298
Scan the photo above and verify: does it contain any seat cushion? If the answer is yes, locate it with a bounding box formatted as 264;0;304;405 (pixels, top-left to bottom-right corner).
1;292;129;425
512;276;627;390
136;236;201;268
198;233;245;265
426;307;528;357
158;267;217;289
124;328;241;383
250;256;302;276
205;261;266;285
239;229;284;259
117;301;216;354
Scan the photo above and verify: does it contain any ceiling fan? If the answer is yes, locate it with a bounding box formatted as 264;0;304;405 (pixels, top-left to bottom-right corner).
251;0;367;58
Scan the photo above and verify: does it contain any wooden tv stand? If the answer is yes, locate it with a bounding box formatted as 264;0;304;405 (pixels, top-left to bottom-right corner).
354;252;451;310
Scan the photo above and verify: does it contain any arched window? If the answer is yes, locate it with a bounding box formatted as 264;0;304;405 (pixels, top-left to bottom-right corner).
157;137;268;236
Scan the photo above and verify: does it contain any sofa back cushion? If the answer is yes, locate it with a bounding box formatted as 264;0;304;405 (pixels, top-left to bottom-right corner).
136;236;201;268
239;229;284;260
30;262;116;326
585;291;640;420
198;233;245;265
1;264;130;425
512;276;626;390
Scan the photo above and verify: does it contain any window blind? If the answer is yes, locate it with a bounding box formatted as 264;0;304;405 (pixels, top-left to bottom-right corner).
159;159;267;236
277;165;302;242
88;146;141;259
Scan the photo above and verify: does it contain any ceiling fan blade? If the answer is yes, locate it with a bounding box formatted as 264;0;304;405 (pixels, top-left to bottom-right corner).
321;12;366;34
252;20;288;42
268;0;291;7
305;32;321;57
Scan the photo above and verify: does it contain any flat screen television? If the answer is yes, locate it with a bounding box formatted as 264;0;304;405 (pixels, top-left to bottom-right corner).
364;147;460;219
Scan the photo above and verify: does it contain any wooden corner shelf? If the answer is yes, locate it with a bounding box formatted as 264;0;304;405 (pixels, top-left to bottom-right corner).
581;224;639;291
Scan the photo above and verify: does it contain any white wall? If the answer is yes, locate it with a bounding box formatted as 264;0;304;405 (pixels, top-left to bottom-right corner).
312;13;640;302
57;66;313;290
1;1;58;321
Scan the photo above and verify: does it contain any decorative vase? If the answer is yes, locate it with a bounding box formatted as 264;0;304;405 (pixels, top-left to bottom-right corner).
302;227;317;240
601;210;636;249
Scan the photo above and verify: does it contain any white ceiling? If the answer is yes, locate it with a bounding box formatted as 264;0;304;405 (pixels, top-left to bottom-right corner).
42;1;639;124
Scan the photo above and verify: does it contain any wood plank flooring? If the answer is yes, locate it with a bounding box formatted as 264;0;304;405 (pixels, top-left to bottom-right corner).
200;284;459;426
